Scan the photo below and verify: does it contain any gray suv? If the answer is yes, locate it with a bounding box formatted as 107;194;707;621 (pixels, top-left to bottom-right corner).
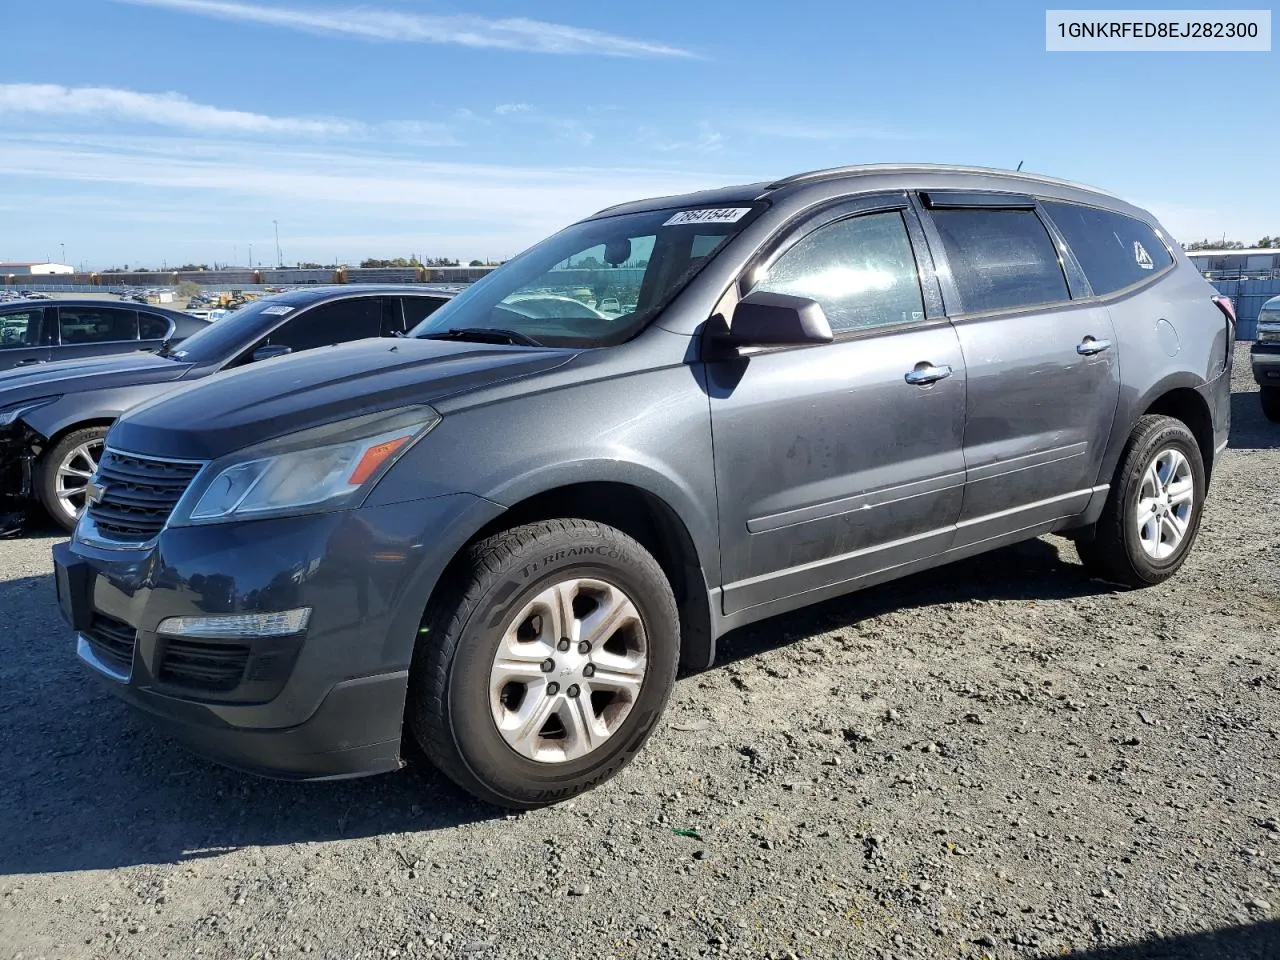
53;164;1234;807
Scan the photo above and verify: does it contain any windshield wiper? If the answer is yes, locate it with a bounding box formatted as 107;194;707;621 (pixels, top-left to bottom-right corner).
419;327;543;347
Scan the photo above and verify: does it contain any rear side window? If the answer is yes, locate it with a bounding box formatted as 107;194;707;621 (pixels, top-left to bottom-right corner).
1040;200;1173;295
929;209;1069;314
752;211;926;334
58;306;139;344
263;297;381;353
138;313;171;340
401;296;448;330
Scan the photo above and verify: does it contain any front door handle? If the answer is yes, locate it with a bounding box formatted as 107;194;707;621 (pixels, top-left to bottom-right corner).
904;362;953;385
1076;337;1113;356
15;359;45;366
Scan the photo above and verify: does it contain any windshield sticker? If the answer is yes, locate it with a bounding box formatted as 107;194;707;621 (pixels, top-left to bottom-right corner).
261;305;295;316
1134;241;1155;270
663;208;753;227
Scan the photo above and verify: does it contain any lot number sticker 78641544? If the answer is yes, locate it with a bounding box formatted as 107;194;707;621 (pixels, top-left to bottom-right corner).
663;208;753;227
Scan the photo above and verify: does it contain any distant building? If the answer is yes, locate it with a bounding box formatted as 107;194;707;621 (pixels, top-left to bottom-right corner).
1185;248;1280;280
0;261;75;276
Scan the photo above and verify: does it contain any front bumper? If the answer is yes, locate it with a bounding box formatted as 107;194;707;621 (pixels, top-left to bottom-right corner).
1250;344;1280;387
53;492;504;780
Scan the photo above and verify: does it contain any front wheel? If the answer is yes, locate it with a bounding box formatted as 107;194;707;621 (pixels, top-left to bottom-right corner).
36;426;109;534
1076;415;1206;588
1261;386;1280;422
407;519;680;808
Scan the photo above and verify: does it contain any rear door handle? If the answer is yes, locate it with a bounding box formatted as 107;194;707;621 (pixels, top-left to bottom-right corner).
904;362;953;385
1076;337;1113;356
15;359;45;366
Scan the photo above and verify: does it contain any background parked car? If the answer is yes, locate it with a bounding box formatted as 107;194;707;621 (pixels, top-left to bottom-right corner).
1250;294;1280;420
0;298;209;372
0;285;453;531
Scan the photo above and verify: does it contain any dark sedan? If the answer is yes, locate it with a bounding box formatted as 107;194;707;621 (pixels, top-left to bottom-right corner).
0;298;210;373
0;285;453;531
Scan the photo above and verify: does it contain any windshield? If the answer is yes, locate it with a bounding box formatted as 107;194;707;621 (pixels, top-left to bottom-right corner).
408;205;764;347
168;297;296;364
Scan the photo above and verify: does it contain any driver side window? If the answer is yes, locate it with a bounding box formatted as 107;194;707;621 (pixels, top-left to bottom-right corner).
753;211;926;334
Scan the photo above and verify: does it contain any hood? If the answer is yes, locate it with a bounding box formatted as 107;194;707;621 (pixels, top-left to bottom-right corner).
0;352;192;405
110;337;578;459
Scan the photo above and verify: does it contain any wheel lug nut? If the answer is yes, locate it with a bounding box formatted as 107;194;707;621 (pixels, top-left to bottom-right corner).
540;659;555;673
546;682;560;696
577;640;590;654
583;664;595;678
566;684;580;698
557;638;571;652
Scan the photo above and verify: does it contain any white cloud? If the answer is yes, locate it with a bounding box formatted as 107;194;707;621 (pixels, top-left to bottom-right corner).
491;104;593;147
0;83;457;144
0;83;356;137
640;122;725;155
0;133;740;229
118;0;696;58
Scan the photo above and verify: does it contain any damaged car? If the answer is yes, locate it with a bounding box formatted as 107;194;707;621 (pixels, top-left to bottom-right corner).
0;286;453;532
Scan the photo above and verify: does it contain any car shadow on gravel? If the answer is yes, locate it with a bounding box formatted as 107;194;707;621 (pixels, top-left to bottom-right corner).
1057;919;1280;960
0;571;500;877
1229;390;1278;451
712;534;1111;668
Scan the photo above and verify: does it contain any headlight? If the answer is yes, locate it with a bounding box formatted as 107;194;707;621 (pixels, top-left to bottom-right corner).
0;396;59;427
174;406;440;525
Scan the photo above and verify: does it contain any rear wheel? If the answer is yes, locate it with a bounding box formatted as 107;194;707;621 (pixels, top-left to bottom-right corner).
36;426;108;533
1261;386;1280;422
407;519;679;808
1076;415;1205;588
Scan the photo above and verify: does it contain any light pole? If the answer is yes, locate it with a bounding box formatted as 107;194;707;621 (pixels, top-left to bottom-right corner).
273;220;282;268
60;242;65;264
248;243;253;269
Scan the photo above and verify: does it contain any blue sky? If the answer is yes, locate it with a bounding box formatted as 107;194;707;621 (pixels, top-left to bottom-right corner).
0;0;1275;268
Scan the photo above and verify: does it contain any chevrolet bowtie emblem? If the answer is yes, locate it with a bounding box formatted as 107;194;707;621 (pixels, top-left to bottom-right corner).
84;480;107;506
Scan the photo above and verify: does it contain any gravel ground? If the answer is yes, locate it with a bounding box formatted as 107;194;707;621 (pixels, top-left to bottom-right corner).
2;342;1277;960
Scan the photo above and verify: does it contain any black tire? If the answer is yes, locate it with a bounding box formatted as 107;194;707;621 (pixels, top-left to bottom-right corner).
407;519;679;808
36;426;109;534
1076;415;1206;588
1261;386;1280;423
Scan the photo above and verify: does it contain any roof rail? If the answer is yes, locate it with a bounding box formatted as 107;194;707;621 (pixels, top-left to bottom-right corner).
764;163;1110;197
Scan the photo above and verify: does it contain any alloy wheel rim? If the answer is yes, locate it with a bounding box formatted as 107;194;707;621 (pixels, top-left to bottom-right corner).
55;439;104;521
1134;447;1195;561
488;577;648;764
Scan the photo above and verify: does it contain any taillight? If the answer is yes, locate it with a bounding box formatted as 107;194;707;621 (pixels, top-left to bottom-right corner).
1211;294;1237;324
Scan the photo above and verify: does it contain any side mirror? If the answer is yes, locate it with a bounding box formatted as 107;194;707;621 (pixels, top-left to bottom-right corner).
724;291;833;347
252;344;292;362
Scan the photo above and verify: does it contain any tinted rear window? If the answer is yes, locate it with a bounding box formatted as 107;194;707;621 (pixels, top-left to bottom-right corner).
1040;201;1172;295
930;208;1069;314
138;312;171;339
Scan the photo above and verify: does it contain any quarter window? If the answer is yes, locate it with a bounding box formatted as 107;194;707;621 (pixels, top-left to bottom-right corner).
0;308;43;349
752;211;926;334
138;313;172;340
1039;200;1173;295
262;297;381;353
929;209;1069;314
400;295;448;330
58;307;139;344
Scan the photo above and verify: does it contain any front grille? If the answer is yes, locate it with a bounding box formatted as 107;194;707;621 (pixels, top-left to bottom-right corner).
157;638;250;693
82;612;137;673
86;448;204;542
